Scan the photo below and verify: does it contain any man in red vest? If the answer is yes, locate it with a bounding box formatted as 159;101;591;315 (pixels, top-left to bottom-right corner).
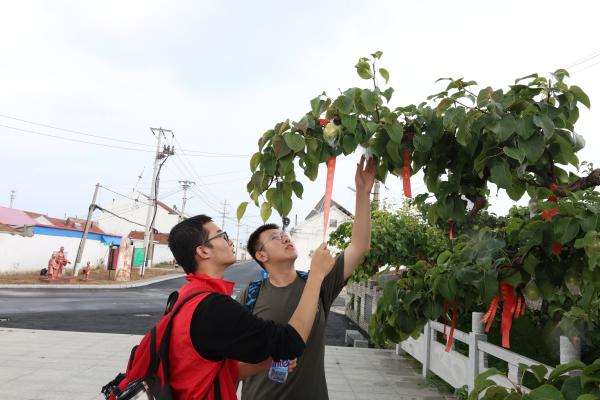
164;214;335;399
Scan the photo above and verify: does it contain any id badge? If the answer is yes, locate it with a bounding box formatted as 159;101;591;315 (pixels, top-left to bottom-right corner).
268;359;289;383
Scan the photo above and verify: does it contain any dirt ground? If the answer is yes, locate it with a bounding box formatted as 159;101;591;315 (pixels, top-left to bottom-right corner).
0;265;182;284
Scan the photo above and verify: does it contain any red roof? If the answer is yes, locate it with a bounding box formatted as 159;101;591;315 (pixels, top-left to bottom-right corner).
24;211;106;234
128;230;169;244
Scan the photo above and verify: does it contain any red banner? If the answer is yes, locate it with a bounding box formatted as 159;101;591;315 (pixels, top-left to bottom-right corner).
323;156;336;241
403;149;412;198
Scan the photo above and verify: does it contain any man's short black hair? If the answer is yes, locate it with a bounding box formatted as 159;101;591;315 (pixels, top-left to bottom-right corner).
247;223;279;270
168;215;213;274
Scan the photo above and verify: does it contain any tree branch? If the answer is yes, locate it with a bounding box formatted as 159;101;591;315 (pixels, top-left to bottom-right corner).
555;168;600;196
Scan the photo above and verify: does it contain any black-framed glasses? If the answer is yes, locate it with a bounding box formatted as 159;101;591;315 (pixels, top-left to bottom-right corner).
257;231;290;251
198;231;230;247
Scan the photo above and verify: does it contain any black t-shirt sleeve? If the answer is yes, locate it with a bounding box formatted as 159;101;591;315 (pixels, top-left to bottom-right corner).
190;293;305;363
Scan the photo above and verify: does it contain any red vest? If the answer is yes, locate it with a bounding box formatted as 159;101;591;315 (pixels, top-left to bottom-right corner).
168;273;239;399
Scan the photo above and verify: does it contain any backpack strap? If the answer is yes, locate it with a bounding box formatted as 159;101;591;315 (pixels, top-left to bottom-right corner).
149;290;210;394
244;271;308;314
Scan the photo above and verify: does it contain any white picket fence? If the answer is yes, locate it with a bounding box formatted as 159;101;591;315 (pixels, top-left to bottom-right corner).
346;280;582;392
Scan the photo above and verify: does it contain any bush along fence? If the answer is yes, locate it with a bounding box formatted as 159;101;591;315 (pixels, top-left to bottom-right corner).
345;279;587;395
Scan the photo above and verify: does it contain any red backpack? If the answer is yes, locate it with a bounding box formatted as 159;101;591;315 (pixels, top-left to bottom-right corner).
101;290;221;400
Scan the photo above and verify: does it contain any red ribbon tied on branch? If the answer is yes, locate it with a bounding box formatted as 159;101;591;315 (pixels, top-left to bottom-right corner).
323;156;336;241
403;149;412;198
445;301;458;353
481;283;524;348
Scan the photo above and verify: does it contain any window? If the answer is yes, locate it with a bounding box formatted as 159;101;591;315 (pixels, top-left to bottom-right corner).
329;219;338;228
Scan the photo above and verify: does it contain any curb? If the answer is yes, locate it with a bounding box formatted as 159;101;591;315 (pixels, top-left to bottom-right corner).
0;273;185;289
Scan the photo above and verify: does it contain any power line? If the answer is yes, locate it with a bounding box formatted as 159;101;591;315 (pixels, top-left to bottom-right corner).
0;123;156;152
566;49;600;70
0;114;250;157
572;58;600;74
94;205;145;227
99;185;151;205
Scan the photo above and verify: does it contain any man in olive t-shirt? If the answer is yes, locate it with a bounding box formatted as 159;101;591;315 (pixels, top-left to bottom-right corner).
237;156;376;400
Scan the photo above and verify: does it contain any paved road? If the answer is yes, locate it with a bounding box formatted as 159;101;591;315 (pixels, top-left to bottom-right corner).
0;261;363;346
0;261;263;334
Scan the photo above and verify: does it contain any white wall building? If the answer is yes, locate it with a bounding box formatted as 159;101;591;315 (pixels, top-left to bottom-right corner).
97;191;180;236
97;191;181;265
290;196;353;271
0;206;120;273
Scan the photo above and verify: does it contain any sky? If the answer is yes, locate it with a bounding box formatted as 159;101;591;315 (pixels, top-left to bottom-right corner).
2;0;600;246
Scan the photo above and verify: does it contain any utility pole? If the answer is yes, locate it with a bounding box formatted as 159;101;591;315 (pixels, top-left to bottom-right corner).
9;190;15;208
373;181;380;209
178;180;195;221
73;183;100;276
219;200;228;230
142;127;174;276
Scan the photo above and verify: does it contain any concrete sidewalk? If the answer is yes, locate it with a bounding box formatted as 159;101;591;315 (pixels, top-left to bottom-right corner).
0;328;450;400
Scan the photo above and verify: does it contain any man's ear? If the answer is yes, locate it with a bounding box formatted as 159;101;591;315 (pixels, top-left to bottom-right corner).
255;250;268;264
195;246;211;261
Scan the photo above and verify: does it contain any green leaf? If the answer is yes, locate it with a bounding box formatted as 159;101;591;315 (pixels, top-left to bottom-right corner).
386;141;401;163
283;133;306;152
379;68;390;83
341;114;358;132
504;270;522;288
528;384;565;400
382;87;394;102
523;253;539;275
250;152;262;172
272;135;291;159
291;181;303;199
570;85;591;108
342;134;356;155
554;217;580;244
560;376;583;400
489;115;516;141
236;202;248;222
371;50;383;59
356;60;372;80
507;181;526;201
547;360;586;383
436;98;453;114
482;271;499;303
360;90;378;112
260;202;272;222
519;134;545;163
310;96;322;118
528;364;549;383
386;122;404;143
413;134;433;152
515;117;536;139
574;395;599;400
490;160;513;189
503;146;526;164
534;114;556;140
477;87;494;107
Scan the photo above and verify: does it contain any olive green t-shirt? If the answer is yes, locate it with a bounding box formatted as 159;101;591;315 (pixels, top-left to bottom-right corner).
236;253;346;400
